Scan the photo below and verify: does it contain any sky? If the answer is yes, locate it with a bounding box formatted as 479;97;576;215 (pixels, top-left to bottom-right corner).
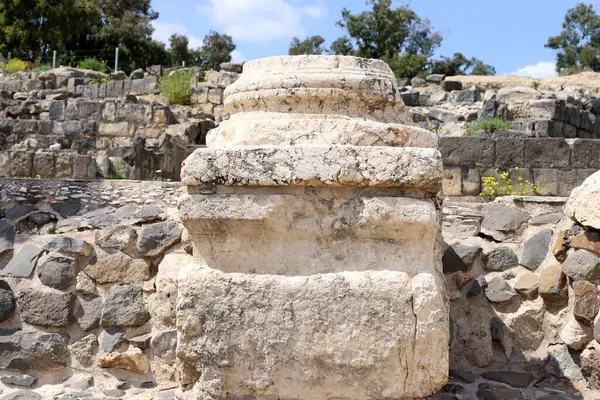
151;0;599;78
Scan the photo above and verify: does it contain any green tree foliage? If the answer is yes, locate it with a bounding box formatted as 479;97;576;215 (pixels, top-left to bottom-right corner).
430;53;495;76
169;34;190;67
546;2;600;73
0;0;99;62
289;35;326;55
331;0;444;77
198;31;236;71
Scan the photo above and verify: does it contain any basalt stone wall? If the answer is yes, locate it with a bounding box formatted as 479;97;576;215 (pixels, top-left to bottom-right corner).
440;137;600;197
1;178;600;399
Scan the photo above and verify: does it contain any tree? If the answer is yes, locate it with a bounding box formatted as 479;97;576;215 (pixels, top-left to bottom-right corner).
332;0;442;77
0;0;99;62
330;37;354;55
546;3;600;73
199;31;236;71
289;35;326;55
429;53;495;76
169;34;190;67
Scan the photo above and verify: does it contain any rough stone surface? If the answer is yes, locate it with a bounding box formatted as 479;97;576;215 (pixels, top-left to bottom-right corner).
0;390;42;400
177;266;448;399
442;242;480;273
0;330;70;370
484;277;518;303
95;225;137;252
563;250;600;281
481;204;530;240
484;246;518;271
69;333;98;367
571;231;600;255
539;262;568;304
0;374;37;387
136;221;182;257
574;280;599;324
37;253;76;290
520;228;553;270
546;344;584;380
17;289;71;327
582;347;600;390
566;170;600;229
561;314;593;350
1;245;45;277
0;220;15;256
480;371;534;388
44;236;93;257
151;330;177;363
98;347;150;374
85;253;149;284
101;285;150;327
73;296;102;331
0;280;16;322
99;328;126;353
513;271;539;298
75;271;96;295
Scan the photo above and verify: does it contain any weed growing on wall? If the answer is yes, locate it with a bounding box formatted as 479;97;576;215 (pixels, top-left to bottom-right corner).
465;118;512;136
159;70;194;105
481;167;538;200
77;58;107;73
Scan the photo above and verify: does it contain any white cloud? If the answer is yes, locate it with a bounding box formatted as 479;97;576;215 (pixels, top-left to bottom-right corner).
508;61;558;78
152;21;204;49
198;0;326;43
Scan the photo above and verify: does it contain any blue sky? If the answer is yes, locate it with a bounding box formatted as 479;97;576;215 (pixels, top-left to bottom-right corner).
151;0;599;77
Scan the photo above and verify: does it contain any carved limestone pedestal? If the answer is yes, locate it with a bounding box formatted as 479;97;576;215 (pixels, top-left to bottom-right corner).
177;55;448;400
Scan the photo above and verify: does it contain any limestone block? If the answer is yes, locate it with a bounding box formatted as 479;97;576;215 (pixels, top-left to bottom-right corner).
33;152;55;178
566;170;600;229
10;150;33;177
177;266;448;400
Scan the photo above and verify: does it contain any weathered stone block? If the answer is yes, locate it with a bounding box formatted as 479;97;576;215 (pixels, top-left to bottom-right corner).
116;103;146;124
18;289;72;327
131;78;146;94
72;155;96;179
10;150;33;177
123;80;132;95
77;100;103;120
572;139;600;169
0;151;11;176
33;152;55;178
535;120;563;138
495;137;524;168
566;103;581;127
0;330;69;370
208;88;223;104
439;137;495;167
533;169;558;196
98;83;107;98
563;123;577;138
114;80;124;96
49;101;65;120
98;122;130;137
461;167;481;195
55;153;74;178
558;169;578;196
442;167;462;196
523;138;570;168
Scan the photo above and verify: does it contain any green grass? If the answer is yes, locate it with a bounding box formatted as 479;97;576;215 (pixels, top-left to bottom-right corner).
159;70;194;105
77;57;107;73
465;118;513;136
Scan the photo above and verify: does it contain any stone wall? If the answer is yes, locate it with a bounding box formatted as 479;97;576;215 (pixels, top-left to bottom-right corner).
441;137;599;197
1;177;600;399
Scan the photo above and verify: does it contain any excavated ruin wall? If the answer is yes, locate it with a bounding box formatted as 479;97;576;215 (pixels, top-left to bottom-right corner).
0;176;599;399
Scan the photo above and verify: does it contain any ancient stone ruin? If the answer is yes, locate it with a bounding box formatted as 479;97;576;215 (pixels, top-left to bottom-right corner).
177;55;449;399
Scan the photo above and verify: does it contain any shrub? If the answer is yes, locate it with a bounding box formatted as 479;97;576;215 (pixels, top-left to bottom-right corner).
77;58;107;73
5;58;28;74
159;70;194;105
107;158;128;180
465;117;513;136
480;167;538;200
33;64;52;72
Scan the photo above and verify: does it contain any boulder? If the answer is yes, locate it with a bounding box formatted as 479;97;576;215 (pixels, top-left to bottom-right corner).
136;220;182;257
101;285;150;327
546;344;584;380
563;250;600;281
17;289;72;327
504;299;545;352
84;253;149;284
0;280;16;322
69;334;98;367
484;277;518;303
37;253;76;290
426;74;445;84
98;347;150;374
481;204;530;241
484;246;518;271
410;77;426;87
0;330;70;370
573;280;599;324
565;170;600;230
400;90;419;107
73;296;102;331
95;225;137;252
520;229;553;270
441;80;462;92
0;390;42;400
130;69;144;80
1;245;45;277
44;236;93;257
0;374;37;387
0;220;15;256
